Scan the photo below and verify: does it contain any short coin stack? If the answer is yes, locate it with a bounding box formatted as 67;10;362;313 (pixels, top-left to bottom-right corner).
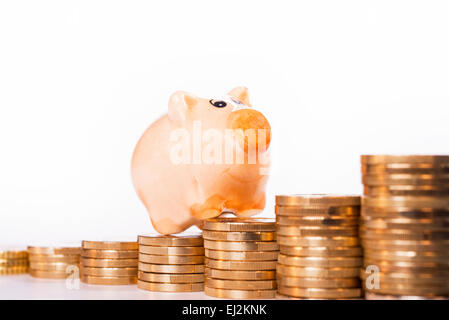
0;249;28;275
81;241;138;285
361;155;449;298
28;245;81;279
203;218;279;299
137;235;205;292
275;195;363;299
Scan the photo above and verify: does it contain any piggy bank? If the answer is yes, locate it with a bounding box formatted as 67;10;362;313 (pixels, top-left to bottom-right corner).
131;87;271;234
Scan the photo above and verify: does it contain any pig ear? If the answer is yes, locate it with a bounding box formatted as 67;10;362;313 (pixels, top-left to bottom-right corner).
168;91;198;125
228;86;251;106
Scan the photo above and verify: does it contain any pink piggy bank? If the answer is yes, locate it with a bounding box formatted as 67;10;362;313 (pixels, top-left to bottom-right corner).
131;87;271;234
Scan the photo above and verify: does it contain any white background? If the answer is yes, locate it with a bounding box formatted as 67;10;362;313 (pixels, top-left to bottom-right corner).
1;0;449;245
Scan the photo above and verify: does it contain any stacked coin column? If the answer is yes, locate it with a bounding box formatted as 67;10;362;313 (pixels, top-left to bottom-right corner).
275;195;363;299
137;235;205;292
28;246;80;279
0;249;28;275
361;155;449;298
203;218;279;299
80;241;138;285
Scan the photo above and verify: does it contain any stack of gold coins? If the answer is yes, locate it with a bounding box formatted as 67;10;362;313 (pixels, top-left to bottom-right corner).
80;241;138;285
28;245;81;279
361;155;449;298
275;195;363;299
0;249;29;275
203;217;279;299
137;234;205;292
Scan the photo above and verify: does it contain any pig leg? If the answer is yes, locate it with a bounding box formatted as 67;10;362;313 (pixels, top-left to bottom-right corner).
228;194;266;217
190;194;226;220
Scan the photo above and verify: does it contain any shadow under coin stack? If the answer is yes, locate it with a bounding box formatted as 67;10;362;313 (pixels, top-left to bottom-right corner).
0;249;28;275
275;195;363;299
361;155;449;299
28;246;81;279
80;241;138;285
137;235;205;292
203;218;279;299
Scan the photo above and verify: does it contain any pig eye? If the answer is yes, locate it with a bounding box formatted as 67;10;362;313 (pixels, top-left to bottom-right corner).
209;100;227;108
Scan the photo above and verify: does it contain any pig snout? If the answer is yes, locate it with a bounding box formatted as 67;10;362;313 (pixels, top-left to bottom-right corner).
226;109;271;154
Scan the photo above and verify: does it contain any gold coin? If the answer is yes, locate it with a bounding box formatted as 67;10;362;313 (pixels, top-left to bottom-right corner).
0;250;28;260
138;271;204;283
0;259;28;267
81;241;138;250
28;246;81;255
204;286;276;299
205;268;276;280
202;217;276;232
81;274;137;285
205;249;278;261
362;239;449;251
362;162;449;174
363;283;449;296
276;216;359;227
202;230;276;242
362;206;449;219
138;262;205;274
275;293;303;300
364;249;449;262
139;245;204;256
364;292;447;300
205;258;277;271
29;254;80;263
276;194;361;207
205;278;276;290
364;185;449;197
363;196;449;208
203;240;279;252
277;226;358;237
277;276;360;289
277;235;360;247
278;254;362;268
362;173;449;186
81;249;138;259
277;264;360;278
137;280;204;292
29;262;76;272
360;227;449;241
278;286;362;299
279;245;362;257
361;217;449;230
364;259;449;270
81;266;137;277
0;265;28;275
81;257;138;268
138;253;204;265
275;205;360;217
29;269;69;279
360;271;449;285
138;235;203;247
361;155;449;164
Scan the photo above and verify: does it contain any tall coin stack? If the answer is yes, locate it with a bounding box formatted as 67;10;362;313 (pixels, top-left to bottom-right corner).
361;155;449;298
28;245;81;279
137;235;205;292
275;195;363;299
81;241;138;285
0;249;28;275
203;218;279;299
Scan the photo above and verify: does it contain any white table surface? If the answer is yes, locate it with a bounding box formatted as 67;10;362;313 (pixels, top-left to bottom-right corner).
0;274;215;300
